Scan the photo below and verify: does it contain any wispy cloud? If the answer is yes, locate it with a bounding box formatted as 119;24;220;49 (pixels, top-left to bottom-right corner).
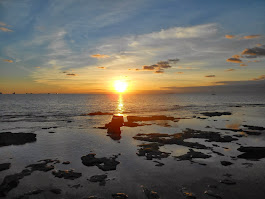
2;59;13;63
0;27;13;32
97;67;106;69
243;35;261;39
251;75;265;81
91;54;110;59
226;58;242;63
205;75;215;77
225;69;235;72
225;35;235;39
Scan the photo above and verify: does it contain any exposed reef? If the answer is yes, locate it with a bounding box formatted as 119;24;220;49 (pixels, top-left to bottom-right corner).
0;132;36;147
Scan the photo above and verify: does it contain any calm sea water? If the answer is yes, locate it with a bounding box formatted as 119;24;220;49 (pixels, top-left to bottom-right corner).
1;93;265;199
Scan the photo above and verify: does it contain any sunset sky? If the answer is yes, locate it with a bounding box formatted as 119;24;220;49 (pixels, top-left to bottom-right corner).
0;0;265;94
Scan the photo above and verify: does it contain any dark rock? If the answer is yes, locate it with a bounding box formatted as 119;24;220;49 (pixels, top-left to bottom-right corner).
201;112;231;117
175;149;211;161
48;131;55;133
52;169;82;180
106;115;124;140
220;179;236;185
0;163;11;172
0;169;31;197
204;190;222;199
243;125;265;131
242;162;253;168
50;188;62;194
62;161;70;164
86;112;113;116
137;143;170;160
220;161;233;166
69;184;81;189
127;115;175;122
0;132;36;147
211;150;224;156
89;174;107;186
142;186;160;199
81;153;120;171
180;187;196;198
84;196;103;199
237;146;265;160
26;159;55;172
112;193;128;199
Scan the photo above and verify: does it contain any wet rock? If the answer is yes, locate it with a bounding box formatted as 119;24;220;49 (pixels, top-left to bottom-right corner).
237;146;265;160
0;132;36;147
200;112;231;117
26;159;55;172
84;196;103;199
105;115;124;140
142;186;160;199
50;188;62;194
15;189;43;199
89;174;107;186
220;179;236;185
137;143;170;160
48;131;55;133
69;184;81;189
242;162;253;168
86;111;113;116
62;161;70;165
133;132;208;149
112;193;128;199
223;173;232;178
243;125;265;131
0;163;11;172
245;131;261;136
52;169;82;180
204;190;222;199
127;115;175;122
81;153;120;171
220;161;233;166
175;149;211;161
0;169;31;197
211;150;224;156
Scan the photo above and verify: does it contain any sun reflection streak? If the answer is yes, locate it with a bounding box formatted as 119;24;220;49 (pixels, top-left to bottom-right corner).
116;94;124;115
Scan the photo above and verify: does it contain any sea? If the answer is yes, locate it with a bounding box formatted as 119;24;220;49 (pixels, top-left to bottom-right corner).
0;93;265;198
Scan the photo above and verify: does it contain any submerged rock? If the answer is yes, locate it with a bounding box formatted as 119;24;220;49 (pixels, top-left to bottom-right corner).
50;188;62;194
142;186;160;199
0;132;36;147
62;161;70;165
220;179;236;185
204;190;222;199
0;169;31;197
112;193;128;199
175;149;211;161
237;146;265;160
243;125;265;131
81;153;120;171
200;112;231;117
220;161;233;166
0;163;11;172
137;143;170;160
26;159;55;172
89;174;107;186
180;187;196;199
52;169;82;180
15;189;43;199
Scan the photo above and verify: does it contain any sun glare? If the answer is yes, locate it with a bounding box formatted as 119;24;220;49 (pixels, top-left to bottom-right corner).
114;80;128;93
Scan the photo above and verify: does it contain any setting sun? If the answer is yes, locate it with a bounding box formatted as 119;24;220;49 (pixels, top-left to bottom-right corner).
114;80;128;93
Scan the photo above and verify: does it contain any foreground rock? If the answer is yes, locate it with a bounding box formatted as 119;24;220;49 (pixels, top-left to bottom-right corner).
81;153;120;171
237;146;265;160
137;143;170;160
0;163;11;172
175;149;211;161
112;193;128;199
142;186;160;199
0;132;36;147
204;190;222;199
200;112;231;117
0;169;31;197
26;159;55;172
105;115;124;140
52;169;82;180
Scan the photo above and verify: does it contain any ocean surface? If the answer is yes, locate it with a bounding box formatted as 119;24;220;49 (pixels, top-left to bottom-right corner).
1;93;265;199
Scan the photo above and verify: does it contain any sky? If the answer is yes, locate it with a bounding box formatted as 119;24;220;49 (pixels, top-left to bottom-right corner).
0;0;265;94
